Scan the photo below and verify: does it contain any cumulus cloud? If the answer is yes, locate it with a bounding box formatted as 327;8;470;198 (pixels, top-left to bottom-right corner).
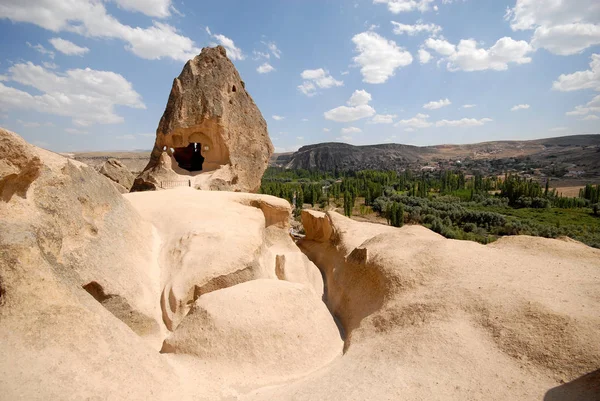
394;113;493;129
435;118;493;127
373;0;435;13
511;104;530;111
552;54;600;92
111;0;173;18
418;49;432;64
0;62;144;126
565;94;600;117
425;36;533;71
272;115;285;121
341;126;362;134
347;89;372;106
27;42;54;58
1;0;200;61
424;98;451;110
394;113;432;129
352;31;413;84
323;128;331;132
324;89;376;122
206;27;244;60
506;0;600;55
263;41;282;59
49;37;89;56
298;68;343;96
581;114;599;120
257;63;275;74
371;114;397;124
462;104;476;108
391;21;442;36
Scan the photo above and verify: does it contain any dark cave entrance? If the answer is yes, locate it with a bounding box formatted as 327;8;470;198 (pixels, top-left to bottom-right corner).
173;143;205;172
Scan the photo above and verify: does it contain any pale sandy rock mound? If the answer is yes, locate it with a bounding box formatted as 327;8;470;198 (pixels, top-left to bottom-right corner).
125;188;324;331
0;128;178;399
254;211;600;401
132;46;273;192
97;158;135;193
162;279;342;379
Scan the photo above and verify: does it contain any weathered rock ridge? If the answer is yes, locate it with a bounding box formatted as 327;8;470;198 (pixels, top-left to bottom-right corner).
97;158;135;193
132;46;273;192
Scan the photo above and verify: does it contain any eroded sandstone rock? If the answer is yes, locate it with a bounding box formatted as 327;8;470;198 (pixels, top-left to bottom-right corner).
132;46;273;193
98;158;135;193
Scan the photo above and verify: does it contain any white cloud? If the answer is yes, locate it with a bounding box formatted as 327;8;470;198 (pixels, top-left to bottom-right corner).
324;90;376;122
0;62;145;126
325;105;376;122
272;115;285;121
435;118;493;127
264;41;282;59
404;127;415;132
531;24;600;56
27;42;54;58
424;98;451;110
2;1;200;61
49;37;89;56
552;54;600;92
137;133;155;137
394;113;492;129
347;89;372;106
298;68;343;96
336;135;353;142
425;36;533;71
42;61;58;69
462;104;476;108
424;38;456;56
418;49;432;64
206;27;244;60
297;81;317;97
352;31;413;84
257;63;275;74
506;0;600;55
373;0;435;13
341;71;350;75
111;0;172;18
371;114;397;124
301;118;309;122
116;134;135;140
394;113;432;129
391;21;441;36
323;128;331;132
511;104;530;111
341;127;362;134
296;136;304;141
566;95;600;117
582;114;599;120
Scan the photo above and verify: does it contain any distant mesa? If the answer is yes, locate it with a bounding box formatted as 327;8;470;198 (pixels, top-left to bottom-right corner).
131;46;273;193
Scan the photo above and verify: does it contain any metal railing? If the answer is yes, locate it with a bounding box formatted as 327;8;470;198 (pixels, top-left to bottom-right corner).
160;180;191;189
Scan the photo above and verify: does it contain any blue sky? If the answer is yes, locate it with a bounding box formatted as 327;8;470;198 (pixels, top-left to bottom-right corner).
0;0;599;152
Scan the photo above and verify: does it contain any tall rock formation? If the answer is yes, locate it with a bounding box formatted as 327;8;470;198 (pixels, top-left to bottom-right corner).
131;46;273;192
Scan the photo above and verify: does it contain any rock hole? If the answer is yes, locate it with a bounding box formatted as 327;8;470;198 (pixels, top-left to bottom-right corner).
83;281;111;303
232;85;237;92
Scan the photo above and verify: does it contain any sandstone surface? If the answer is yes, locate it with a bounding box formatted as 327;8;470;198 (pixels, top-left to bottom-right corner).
132;46;273;193
2;129;599;400
97;158;135;193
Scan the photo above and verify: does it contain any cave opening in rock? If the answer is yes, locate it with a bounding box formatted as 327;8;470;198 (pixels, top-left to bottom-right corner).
173;143;205;172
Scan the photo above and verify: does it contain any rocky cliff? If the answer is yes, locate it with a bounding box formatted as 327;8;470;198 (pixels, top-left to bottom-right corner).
132;46;273;192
